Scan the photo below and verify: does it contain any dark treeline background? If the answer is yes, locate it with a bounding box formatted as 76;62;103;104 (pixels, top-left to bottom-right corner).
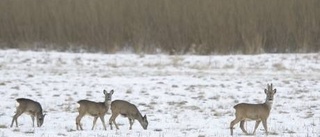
0;0;319;54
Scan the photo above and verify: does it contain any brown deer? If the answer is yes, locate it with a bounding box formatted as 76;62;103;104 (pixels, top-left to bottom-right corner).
230;83;276;135
11;98;46;127
109;100;148;130
76;89;114;130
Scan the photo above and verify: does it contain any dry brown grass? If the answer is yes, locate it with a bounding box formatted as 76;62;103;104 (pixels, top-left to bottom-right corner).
0;0;319;54
0;124;7;128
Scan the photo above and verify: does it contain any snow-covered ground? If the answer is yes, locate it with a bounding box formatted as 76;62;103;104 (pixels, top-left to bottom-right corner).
0;50;319;137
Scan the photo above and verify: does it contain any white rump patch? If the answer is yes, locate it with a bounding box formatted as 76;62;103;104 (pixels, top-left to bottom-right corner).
15;102;20;108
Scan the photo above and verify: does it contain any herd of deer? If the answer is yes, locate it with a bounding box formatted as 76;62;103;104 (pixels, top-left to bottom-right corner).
9;83;276;135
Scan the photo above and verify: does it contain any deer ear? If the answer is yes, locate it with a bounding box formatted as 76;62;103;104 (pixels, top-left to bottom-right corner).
103;90;107;94
144;115;147;119
273;89;277;93
110;90;114;94
264;89;267;94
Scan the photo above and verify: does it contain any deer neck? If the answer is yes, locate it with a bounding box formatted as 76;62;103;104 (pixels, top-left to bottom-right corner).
104;100;111;107
37;107;44;116
264;99;273;110
37;112;43;117
136;111;144;123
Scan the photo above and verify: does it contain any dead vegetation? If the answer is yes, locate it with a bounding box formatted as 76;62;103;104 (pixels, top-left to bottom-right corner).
0;0;319;54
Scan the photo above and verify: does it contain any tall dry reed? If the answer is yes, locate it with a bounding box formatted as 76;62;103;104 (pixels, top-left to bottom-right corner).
0;0;319;54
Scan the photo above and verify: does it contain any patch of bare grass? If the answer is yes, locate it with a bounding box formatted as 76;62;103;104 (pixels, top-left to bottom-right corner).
273;63;287;70
11;86;20;90
0;125;7;128
268;132;279;135
12;128;20;132
53;94;60;97
126;88;133;94
24;130;34;134
171;56;183;67
223;64;235;69
167;101;188;106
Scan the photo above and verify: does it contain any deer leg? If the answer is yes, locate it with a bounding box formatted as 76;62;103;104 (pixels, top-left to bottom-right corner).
109;115;113;130
92;116;98;130
230;118;242;136
128;118;133;130
240;120;248;134
253;120;261;134
36;116;40;127
76;114;85;130
31;116;35;127
109;113;119;130
11;111;23;127
262;119;268;135
99;115;107;130
108;116;113;130
112;114;120;130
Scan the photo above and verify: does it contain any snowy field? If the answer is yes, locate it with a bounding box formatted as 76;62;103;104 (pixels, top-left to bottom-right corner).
0;50;319;137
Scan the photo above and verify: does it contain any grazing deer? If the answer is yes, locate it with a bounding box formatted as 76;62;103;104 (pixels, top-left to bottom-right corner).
76;89;114;130
109;100;148;130
11;98;46;127
230;83;276;135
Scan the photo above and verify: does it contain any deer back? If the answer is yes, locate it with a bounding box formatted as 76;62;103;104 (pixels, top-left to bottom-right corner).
234;103;271;120
110;100;148;129
111;100;140;117
77;89;114;116
77;100;108;116
111;100;140;118
16;98;43;116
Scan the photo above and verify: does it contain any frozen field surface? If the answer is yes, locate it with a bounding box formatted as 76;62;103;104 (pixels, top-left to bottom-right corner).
0;50;319;137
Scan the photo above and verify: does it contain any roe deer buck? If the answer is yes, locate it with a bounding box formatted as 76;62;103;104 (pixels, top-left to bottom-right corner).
230;83;276;135
109;100;148;130
11;98;46;127
76;89;114;130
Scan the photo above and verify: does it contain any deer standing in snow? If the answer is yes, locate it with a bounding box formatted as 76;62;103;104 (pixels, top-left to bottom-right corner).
109;100;148;130
11;98;46;127
76;89;114;130
230;83;276;135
